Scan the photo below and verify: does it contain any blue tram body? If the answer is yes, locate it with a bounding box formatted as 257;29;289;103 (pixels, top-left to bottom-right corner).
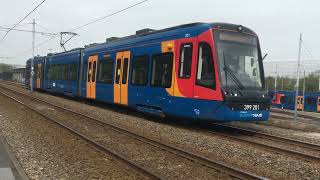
26;56;46;90
271;91;296;110
272;91;320;113
26;22;271;122
44;49;82;96
304;93;320;112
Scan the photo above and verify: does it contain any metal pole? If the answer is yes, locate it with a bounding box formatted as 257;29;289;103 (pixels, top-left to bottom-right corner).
318;72;320;92
281;76;284;91
275;64;278;91
294;33;302;120
30;19;35;92
302;70;306;111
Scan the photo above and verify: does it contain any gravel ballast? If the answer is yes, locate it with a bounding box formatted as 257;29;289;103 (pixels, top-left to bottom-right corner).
1;87;231;179
0;92;145;179
2;82;320;179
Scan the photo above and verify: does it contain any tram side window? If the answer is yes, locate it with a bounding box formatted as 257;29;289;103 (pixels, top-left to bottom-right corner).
62;63;77;81
151;53;173;88
45;65;50;80
280;96;287;104
54;65;59;80
131;55;149;86
307;97;314;105
87;62;92;82
50;65;54;80
38;66;41;78
115;59;121;84
122;58;129;84
83;63;87;81
98;58;114;83
288;97;295;104
196;42;215;89
179;43;193;78
297;97;304;104
51;65;56;80
92;61;97;82
59;64;64;80
49;65;52;80
33;65;37;79
63;64;70;81
70;64;78;81
272;95;277;101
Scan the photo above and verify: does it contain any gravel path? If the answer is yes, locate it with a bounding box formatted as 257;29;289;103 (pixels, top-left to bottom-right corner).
2;82;320;179
0;93;144;179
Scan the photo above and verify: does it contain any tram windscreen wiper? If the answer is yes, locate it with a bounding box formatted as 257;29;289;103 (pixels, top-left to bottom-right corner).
223;53;245;90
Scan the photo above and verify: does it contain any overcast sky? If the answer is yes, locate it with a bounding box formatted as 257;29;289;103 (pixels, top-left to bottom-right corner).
0;0;319;66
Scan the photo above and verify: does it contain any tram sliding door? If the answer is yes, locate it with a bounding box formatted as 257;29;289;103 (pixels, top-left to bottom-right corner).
86;55;98;99
114;51;130;105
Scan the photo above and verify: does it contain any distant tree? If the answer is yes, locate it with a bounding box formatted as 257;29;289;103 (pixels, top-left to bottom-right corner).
0;63;13;73
265;72;320;92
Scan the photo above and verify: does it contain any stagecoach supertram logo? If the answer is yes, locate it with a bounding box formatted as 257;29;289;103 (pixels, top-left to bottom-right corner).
194;109;200;115
240;111;263;118
252;113;263;118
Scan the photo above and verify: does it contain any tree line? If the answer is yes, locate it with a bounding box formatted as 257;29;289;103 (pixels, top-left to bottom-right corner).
0;63;14;73
265;72;320;92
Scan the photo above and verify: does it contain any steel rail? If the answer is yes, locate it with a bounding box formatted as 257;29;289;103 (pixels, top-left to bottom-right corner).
0;84;266;180
201;127;320;163
0;90;163;180
210;123;320;154
271;108;320;121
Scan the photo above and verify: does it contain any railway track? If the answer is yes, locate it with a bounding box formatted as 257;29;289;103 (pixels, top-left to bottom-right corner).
3;82;320;163
203;123;320;162
269;113;320;127
0;80;27;89
271;108;320;121
0;84;266;180
0;89;163;180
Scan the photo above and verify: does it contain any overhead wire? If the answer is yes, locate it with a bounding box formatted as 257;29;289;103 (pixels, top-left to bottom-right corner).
0;23;32;28
0;26;57;36
68;0;149;32
15;36;57;57
0;0;48;42
301;41;316;60
35;23;51;31
11;0;150;58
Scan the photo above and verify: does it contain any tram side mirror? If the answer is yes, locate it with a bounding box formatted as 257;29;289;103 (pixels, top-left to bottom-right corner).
253;68;257;76
251;58;254;67
262;53;268;61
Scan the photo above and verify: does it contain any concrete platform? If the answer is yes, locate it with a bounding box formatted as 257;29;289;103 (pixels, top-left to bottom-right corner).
0;136;28;180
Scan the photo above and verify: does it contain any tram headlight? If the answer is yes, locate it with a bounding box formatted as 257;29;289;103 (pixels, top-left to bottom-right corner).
231;90;241;97
223;90;241;97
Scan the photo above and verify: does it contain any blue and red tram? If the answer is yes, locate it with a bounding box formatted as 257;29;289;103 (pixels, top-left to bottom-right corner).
271;91;320;113
26;22;271;122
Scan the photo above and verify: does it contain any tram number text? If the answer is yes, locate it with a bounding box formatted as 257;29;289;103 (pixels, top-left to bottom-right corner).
243;105;260;111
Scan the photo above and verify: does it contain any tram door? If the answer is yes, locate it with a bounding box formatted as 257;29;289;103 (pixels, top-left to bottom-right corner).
114;51;130;105
176;39;196;97
297;96;303;110
36;64;42;89
86;55;98;99
317;97;320;112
